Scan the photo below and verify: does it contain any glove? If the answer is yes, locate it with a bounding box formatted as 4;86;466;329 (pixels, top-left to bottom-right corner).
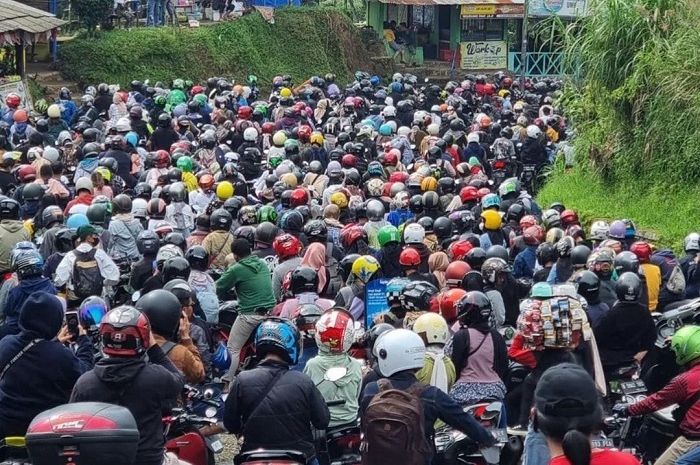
612;403;630;416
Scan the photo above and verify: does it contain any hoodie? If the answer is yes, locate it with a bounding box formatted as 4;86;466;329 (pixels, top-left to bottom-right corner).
303;352;363;427
0;277;57;339
216;255;276;313
0;292;93;436
74;157;99;181
71;345;184;465
0;220;30;273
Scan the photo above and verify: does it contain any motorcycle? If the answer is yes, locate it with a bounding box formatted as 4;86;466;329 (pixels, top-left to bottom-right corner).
238;450;307;465
164;408;221;465
0;437;29;465
519;164;537;195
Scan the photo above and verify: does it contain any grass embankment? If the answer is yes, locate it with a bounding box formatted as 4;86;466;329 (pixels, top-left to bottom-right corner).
537;0;700;250
60;8;382;88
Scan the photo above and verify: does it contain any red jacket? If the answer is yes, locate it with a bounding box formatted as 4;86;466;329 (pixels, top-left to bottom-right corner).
629;362;700;437
507;333;537;369
64;192;94;216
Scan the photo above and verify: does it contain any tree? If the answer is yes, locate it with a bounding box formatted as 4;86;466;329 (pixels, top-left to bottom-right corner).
73;0;113;36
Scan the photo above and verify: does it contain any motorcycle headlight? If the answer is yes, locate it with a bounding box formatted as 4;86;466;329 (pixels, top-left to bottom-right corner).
205;406;218;418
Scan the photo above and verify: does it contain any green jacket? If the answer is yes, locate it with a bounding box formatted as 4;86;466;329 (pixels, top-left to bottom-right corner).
303;353;362;427
215;255;276;314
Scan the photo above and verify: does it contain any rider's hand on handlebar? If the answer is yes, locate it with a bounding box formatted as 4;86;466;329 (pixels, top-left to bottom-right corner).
612;403;630;416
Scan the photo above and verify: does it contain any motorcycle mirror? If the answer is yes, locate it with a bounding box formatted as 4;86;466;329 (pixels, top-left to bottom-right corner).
132;290;141;303
324;366;348;382
204;388;215;399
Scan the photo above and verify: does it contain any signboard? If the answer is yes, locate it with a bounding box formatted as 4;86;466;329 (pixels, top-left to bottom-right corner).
460;3;524;17
529;0;587;17
365;278;389;328
460;41;508;70
0;76;33;112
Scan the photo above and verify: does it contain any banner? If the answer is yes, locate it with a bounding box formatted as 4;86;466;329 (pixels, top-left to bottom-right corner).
0;76;33;112
460;3;524;17
460;41;507;70
529;0;587;17
364;278;389;328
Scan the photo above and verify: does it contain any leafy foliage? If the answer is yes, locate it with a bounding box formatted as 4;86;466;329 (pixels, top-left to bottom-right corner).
72;0;113;34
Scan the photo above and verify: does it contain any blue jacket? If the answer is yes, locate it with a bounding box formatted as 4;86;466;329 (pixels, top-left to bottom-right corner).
0;277;57;340
387;208;413;227
513;246;537;279
59;99;78;125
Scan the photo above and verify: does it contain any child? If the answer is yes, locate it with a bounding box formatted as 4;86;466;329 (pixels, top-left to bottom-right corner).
412;312;456;393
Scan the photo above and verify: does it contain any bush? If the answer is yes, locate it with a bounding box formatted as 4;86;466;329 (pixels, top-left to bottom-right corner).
72;0;113;34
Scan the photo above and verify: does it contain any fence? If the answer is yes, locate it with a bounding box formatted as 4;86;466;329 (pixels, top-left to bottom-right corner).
507;51;564;77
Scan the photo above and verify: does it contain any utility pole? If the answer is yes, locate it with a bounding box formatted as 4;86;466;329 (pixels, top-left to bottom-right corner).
519;0;528;87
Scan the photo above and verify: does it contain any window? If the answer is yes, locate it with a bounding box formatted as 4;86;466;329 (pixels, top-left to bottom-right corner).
460;18;505;41
412;5;434;29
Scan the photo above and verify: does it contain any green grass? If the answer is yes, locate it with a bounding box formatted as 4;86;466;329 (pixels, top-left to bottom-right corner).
27;78;47;102
59;8;380;89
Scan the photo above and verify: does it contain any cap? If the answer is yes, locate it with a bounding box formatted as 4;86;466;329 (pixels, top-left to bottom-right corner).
534;363;599;417
77;224;98;240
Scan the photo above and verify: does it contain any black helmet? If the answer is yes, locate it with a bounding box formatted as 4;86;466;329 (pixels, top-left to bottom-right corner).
456;290;492;325
112;194;132;214
616;272;642;302
136;289;181;340
233;225;255;246
82;142;101;158
86;203;110;227
22;183;45;202
506;203;525;223
83;127;100;143
0;198;20;220
98;157;119;172
438;177;455;194
162;256;191;282
571;245;592;267
465;247;487;270
137;230;159;255
614;251;640;274
433;216;453;240
423;191;439;211
163;232;186;252
41;206;64;228
255;221;279;245
185;245;209;271
304;219;327;243
223;196;244;218
486;245;509;262
536;242;557;265
409;195;423;214
157;113;172;128
417;216;434;234
340;253;360;281
461;270;485;292
575;270;600;304
399;280;438;312
290;266;319;295
280;210;304;233
134;182;152;199
363;323;394;354
55;228;77;253
210;208;233;231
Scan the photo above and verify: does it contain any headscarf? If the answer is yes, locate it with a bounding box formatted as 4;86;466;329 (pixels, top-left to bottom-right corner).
301;242;327;294
429;251;450;289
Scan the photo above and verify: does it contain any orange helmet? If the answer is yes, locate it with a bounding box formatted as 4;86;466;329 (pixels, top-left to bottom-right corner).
445;261;471;288
438;288;467;323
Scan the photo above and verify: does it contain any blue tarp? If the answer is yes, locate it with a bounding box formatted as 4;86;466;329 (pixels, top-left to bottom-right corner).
250;0;300;7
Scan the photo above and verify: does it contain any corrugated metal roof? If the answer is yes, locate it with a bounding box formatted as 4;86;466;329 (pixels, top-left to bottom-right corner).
0;0;65;34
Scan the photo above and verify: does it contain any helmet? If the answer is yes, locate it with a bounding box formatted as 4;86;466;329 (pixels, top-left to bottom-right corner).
0;198;20;220
375;328;425;377
290;188;309;208
243;127;258;142
481;257;511;284
460;186;479;203
542;209;561;229
100;306;151;357
366;199;385;221
433;217;453;240
399;247;421;267
255;317;302;365
257;205;279;225
685;233;700;253
17;165;37;183
556;236;576;258
481;193;501;210
608;220;627;240
672;325;700;365
377;225;400;247
147;198;166;218
290;266;319;295
162;257;191;282
5;93;20;108
545;227;565;244
22;183;45;202
238;205;258;226
571;245;592;267
616;272;642;302
41;205;65;227
560;209;579;227
255;222;278;245
112;194;132;215
78;296;109;331
526;125;542;139
421;176;438;193
234;226;255;246
413;313;449;346
303;220;327;243
86;202;110;227
330;191;348;208
223;197;244;219
630;241;652;263
506;203;525;223
409;195;423;214
448;240;473;261
351;255;380;283
481;210;502;230
403;223;425;244
486;245;509;263
438;288;467;322
12;248;43;279
135;289;182;340
445;261;471;289
523;225;544;245
216;181;234;200
573;270;600;304
154;150;171;169
315;308;355;354
614;251;640;274
210;208;233;231
279;210;304;233
47;104;61;118
185;246;209;271
273;233;302;260
133;230;158;257
399;280;438;312
456;291;492;325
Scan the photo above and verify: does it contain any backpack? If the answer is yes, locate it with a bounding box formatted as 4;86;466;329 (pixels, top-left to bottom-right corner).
361;379;432;465
73;248;104;300
324;244;343;297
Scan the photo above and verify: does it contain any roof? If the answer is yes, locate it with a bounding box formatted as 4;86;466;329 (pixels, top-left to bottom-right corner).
0;0;65;35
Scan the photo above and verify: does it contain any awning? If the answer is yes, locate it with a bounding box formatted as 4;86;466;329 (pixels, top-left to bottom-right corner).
0;0;66;46
378;0;523;7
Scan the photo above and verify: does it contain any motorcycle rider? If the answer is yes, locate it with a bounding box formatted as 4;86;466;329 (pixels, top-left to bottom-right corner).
0;199;30;276
413;312;456;393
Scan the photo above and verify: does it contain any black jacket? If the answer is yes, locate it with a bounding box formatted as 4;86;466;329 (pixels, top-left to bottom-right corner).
71;345;184;465
104;149;137;188
224;360;330;460
594;301;656;369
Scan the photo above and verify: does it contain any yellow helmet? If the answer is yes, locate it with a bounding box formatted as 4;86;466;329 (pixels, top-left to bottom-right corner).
351;255;380;284
280;87;292;98
421;176;438;192
481;210;502;230
413;312;449;345
280;172;298;188
330;191;348;208
95;166;112;182
216;181;234;200
310;132;324;146
272;131;287;147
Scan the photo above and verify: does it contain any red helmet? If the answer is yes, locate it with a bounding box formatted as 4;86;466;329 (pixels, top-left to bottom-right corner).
315;308;354;354
389;171;408;183
560;209;579;228
100;306;151;357
382;182;394;198
261;122;275;134
519;215;538;230
449;240;474;261
502;77;513;88
341;154;357;169
384;149;400;166
5;93;20;109
273;233;303;259
445;261;471;288
169;141;191;155
476;187;491;200
340;224;367;249
459;186;479;203
533;118;546;130
353;97;364;108
630;241;652;263
12;109;28;123
438;288;467;322
399;247;421;267
523;225;545;245
198;173;215;190
298;125;313;143
237;106;253;120
17;164;37;183
290;188;309;207
191;85;205;95
154;150;170;168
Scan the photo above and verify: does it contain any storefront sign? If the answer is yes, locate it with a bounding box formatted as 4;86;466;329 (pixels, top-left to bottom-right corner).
0;76;32;111
460;40;507;70
460;3;524;17
529;0;587;17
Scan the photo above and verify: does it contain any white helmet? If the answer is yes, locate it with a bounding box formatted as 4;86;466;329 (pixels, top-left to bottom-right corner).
426;123;440;136
467;132;480;144
413;312;449;345
243;127;258;142
397;126;410;137
516;115;528;126
413;110;428;125
403;223;425;244
430;105;441;113
375;329;426;377
384;97;394;107
43;146;60;163
115;117;131;133
386;120;397;132
75;177;94;192
526;125;542;139
131;198;148;218
383;105;396;117
590;220;610;242
685;233;700;253
392;73;403;82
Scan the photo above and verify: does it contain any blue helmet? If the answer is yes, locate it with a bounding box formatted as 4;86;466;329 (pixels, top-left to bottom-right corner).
390;81;403;94
12;248;43;279
481;193;501;210
370;75;381;86
212;341;231;372
386;277;410;306
379;124;392;136
66;213;90;229
255;317;302;365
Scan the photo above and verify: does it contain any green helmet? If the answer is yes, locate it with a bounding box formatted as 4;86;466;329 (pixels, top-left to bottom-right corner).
269;155;283;168
172;79;185;90
34;98;48;114
377;225;400;247
257;205;278;224
254;103;268;118
247;75;258;85
184;79;193;89
154;95;167;106
498;178;518;197
193;94;207;106
672;325;700;365
176;155;193;172
284;139;300;151
530;282;553;299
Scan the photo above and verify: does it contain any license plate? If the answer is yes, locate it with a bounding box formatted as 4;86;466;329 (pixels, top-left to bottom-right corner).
591;438;614;449
491;429;508;443
207;435;224;453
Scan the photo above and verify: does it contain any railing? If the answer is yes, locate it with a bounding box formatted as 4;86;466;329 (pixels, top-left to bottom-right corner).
507;52;565;77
